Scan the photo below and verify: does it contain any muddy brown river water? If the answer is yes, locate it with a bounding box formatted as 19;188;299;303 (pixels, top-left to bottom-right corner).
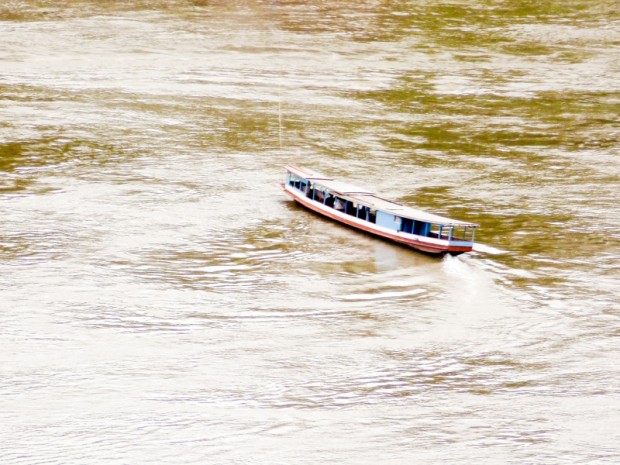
1;1;619;464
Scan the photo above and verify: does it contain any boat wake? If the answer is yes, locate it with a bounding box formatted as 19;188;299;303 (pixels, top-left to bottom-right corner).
472;243;506;255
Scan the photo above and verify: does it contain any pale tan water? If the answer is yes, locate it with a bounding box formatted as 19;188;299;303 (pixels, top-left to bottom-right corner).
1;1;619;464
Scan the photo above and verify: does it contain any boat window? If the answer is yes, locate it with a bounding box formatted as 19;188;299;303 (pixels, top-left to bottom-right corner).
450;226;470;241
357;205;369;220
401;217;413;233
333;197;345;211
288;174;299;188
288;174;310;192
313;186;326;203
412;220;429;236
368;209;376;223
345;201;357;216
325;193;334;208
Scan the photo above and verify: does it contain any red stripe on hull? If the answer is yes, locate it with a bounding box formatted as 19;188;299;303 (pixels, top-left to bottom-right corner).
283;187;472;256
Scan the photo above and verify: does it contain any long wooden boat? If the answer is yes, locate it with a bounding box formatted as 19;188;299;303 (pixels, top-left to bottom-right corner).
281;165;478;256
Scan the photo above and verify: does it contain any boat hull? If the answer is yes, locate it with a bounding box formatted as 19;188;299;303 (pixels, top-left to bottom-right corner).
282;184;472;256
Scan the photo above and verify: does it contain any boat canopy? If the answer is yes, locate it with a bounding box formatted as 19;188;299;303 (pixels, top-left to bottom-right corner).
317;180;374;196
285;164;477;228
348;194;476;227
286;165;331;181
287;165;370;191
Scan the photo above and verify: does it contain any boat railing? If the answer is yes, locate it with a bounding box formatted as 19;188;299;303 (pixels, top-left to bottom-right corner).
428;228;475;242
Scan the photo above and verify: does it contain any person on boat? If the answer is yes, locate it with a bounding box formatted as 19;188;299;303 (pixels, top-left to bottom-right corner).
334;197;345;211
315;189;324;203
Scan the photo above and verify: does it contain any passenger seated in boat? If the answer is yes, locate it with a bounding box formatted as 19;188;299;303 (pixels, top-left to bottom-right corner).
315;189;324;203
345;202;356;216
334;198;345;211
306;184;313;198
368;209;376;223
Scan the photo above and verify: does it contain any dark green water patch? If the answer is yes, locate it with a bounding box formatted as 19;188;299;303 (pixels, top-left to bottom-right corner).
0;138;125;175
83;90;287;153
357;78;620;155
4;0;618;36
338;0;619;48
490;0;620;22
471;204;620;268
500;41;557;56
389;125;560;157
0;84;61;102
0;0;206;21
192;104;281;153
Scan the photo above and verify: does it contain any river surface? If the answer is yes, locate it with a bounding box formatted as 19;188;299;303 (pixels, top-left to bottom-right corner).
1;1;619;464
